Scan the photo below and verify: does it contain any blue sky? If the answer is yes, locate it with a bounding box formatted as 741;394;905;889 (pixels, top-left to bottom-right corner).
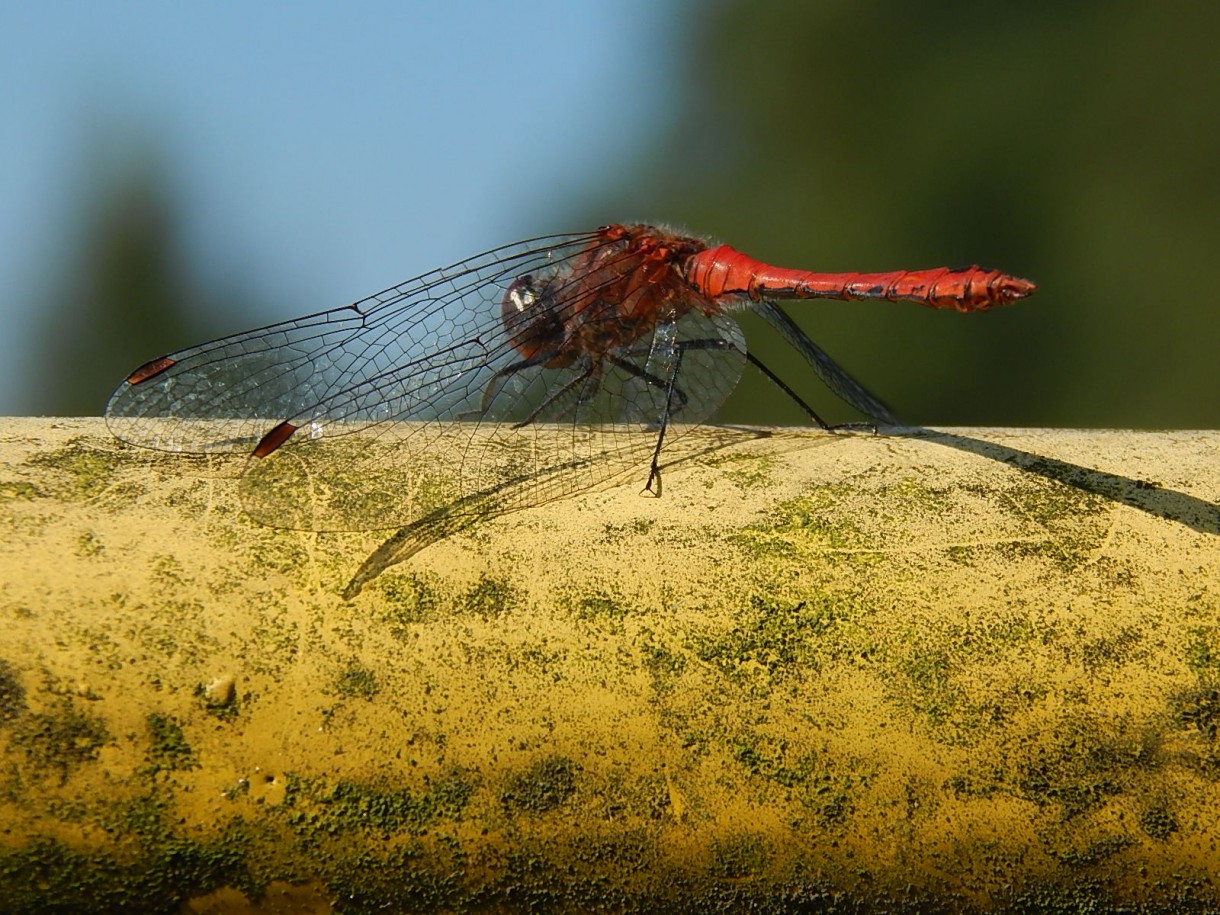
0;1;681;413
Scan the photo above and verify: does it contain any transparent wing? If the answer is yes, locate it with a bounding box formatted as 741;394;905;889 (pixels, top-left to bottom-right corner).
105;231;601;451
107;232;750;531
236;307;748;531
752;300;901;425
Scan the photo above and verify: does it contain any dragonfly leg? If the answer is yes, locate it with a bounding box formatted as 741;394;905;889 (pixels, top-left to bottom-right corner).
744;350;878;433
689;335;875;434
478;350;559;413
753;301;900;427
510;360;599;429
643;343;687;497
605;354;689;413
642;333;879;497
742;352;830;430
642;336;732;496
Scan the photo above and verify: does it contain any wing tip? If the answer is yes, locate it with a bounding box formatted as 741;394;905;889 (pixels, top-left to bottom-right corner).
125;355;176;385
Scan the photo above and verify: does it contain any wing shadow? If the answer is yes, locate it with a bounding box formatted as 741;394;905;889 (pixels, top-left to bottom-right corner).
342;424;769;597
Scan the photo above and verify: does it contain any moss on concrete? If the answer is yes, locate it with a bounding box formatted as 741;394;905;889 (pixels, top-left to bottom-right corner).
2;419;1219;911
502;756;580;813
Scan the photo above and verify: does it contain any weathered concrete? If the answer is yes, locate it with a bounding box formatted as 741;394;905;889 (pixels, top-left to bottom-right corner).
1;418;1217;912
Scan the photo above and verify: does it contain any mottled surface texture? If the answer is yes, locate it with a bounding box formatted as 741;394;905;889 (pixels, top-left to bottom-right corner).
1;419;1217;913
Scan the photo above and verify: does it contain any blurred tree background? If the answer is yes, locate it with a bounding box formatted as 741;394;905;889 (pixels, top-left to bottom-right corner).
36;143;201;415
572;0;1220;428
29;128;269;416
25;0;1220;428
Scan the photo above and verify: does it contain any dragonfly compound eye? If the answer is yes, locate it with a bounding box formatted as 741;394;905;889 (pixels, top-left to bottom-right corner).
501;274;564;358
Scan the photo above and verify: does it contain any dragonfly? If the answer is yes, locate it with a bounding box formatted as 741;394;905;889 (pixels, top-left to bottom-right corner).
106;223;1035;536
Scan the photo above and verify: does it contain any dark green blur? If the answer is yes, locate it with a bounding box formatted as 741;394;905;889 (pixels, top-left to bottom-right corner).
577;0;1220;428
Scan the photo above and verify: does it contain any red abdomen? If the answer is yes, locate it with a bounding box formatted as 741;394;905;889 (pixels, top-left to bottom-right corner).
686;244;1036;312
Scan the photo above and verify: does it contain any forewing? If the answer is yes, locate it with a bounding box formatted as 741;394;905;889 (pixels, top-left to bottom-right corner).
107;232;751;532
105;231;599;452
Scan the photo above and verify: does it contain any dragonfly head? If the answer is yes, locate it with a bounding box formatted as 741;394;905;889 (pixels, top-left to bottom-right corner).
501;274;565;360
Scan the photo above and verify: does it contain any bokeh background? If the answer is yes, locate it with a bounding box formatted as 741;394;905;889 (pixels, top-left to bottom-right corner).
3;1;1217;428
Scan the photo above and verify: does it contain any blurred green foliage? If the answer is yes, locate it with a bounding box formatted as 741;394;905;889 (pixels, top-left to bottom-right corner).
35;148;201;416
577;0;1220;428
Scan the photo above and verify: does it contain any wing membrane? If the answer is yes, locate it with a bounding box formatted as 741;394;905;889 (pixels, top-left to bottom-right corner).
106;232;751;530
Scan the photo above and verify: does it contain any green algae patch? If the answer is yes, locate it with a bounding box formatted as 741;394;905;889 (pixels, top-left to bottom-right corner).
557;584;637;623
283;769;476;837
640;640;687;697
0;658;28;722
995;478;1112;569
600;516;656;541
11;701;110;783
145;712;198;772
459;574;518;619
333;660;381;701
370;571;441;623
739;485;868;552
0;829;254;915
1183;625;1220;680
710;831;771;879
0;480;41;503
689;593;868;690
25;440;126;502
502;756;580;813
1138;804;1179;839
1172;686;1220;746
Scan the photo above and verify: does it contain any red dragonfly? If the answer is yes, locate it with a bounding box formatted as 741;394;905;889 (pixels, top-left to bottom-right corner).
106;223;1035;532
